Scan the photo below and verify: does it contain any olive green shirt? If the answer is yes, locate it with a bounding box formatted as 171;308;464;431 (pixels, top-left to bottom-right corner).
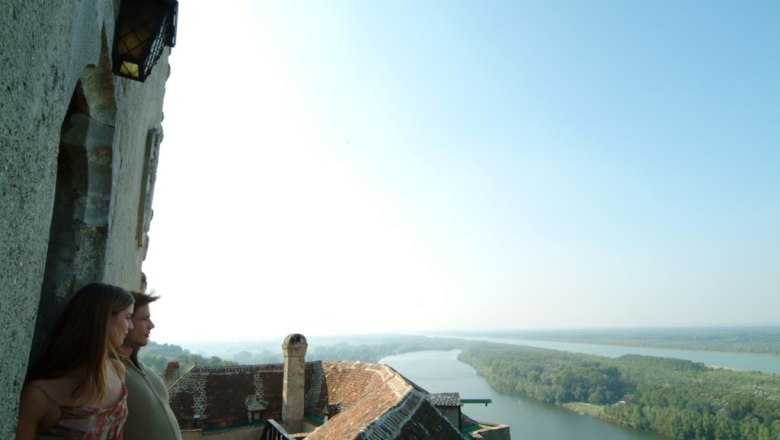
123;358;182;440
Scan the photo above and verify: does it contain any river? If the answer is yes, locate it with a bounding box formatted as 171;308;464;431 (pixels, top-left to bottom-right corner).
443;336;780;374
381;349;669;440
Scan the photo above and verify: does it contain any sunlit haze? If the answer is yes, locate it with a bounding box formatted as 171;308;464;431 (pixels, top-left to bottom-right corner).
142;1;779;343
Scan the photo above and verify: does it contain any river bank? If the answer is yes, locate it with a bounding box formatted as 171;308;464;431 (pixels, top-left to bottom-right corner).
562;402;605;417
444;335;780;374
458;343;780;440
382;349;670;440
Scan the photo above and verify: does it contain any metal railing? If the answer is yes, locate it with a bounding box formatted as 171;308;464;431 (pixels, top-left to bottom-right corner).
259;419;295;440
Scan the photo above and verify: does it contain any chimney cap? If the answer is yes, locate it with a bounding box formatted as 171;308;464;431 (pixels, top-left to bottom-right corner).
283;333;308;348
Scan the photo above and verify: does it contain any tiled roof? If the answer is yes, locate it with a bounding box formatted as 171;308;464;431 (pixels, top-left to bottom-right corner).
168;360;466;439
308;361;463;440
428;393;462;408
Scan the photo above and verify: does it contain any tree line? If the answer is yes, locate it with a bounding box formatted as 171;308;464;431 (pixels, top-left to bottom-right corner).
476;326;780;355
459;344;780;440
138;342;235;375
138;335;457;375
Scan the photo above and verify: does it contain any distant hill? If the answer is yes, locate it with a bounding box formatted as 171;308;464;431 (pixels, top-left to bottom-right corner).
138;342;236;375
138;334;459;375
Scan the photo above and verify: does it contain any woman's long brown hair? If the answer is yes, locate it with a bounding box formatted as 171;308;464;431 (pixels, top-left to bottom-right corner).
29;282;134;403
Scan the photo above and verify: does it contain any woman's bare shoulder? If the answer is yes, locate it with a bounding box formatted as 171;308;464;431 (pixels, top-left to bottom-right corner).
22;379;63;404
21;381;53;402
110;357;126;379
17;381;61;438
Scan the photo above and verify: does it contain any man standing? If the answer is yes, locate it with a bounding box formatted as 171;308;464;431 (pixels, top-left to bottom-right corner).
119;291;182;440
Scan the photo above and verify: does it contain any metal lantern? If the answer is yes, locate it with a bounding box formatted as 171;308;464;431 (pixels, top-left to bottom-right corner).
112;0;178;82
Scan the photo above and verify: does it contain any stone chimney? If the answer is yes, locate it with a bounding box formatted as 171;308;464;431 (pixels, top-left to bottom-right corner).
164;361;181;388
282;333;308;432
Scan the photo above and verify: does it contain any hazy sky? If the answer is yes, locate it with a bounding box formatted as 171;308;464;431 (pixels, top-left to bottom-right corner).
142;0;779;343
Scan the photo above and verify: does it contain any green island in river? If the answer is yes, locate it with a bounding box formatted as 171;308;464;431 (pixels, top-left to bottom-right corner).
458;342;780;440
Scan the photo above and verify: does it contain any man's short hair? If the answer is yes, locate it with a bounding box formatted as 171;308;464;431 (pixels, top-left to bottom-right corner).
131;291;160;309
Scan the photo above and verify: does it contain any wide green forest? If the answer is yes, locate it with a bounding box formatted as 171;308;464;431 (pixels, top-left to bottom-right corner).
459;344;780;440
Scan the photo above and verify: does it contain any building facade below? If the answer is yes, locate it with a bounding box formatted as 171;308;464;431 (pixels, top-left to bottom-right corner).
167;335;510;440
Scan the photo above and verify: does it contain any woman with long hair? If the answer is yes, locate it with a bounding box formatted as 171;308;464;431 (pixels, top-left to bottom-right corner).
16;282;135;439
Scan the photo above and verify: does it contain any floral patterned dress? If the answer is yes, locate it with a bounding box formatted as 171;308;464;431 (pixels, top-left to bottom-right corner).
35;384;129;440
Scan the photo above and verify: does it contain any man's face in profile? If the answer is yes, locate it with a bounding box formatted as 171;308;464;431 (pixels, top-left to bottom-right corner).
127;303;155;349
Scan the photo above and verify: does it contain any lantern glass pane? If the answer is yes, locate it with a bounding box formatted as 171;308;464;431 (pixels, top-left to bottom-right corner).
116;3;162;58
112;0;178;82
119;61;141;79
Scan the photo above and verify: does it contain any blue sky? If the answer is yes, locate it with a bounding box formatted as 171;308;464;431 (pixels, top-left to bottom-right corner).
143;1;779;342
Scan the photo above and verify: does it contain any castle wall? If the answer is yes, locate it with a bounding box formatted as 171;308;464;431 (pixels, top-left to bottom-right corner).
0;1;171;435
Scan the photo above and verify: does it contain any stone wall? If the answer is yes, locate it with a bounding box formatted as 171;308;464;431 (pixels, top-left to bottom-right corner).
0;0;172;436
